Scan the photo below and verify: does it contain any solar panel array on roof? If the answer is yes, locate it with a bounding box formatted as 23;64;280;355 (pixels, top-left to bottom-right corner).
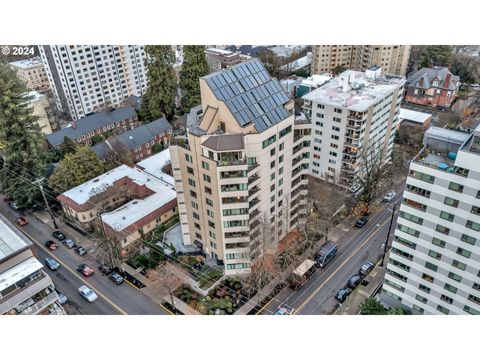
203;58;290;132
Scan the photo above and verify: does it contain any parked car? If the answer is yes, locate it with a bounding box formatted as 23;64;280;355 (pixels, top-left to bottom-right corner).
55;290;68;305
16;217;28;226
109;272;125;285
45;240;58;251
9;202;22;210
355;217;368;228
347;274;362;289
383;191;396;203
77;264;94;277
63;239;76;248
52;231;66;241
98;264;113;275
79;285;98;302
335;288;351;303
360;261;374;276
75;246;87;256
274;305;295;315
44;257;60;271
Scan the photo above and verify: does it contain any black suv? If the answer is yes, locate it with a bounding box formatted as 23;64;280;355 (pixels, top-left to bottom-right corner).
355;217;368;228
347;274;362;289
52;231;66;241
335;288;351;303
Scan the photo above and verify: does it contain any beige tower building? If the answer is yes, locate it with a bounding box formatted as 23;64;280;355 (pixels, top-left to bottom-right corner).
170;59;310;275
311;45;411;76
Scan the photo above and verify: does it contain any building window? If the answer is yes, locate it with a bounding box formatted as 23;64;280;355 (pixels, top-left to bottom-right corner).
452;260;467;271
432;238;446;248
279;143;284;151
207;209;214;218
444;283;458;294
397;224;420;237
415;294;428;304
400;211;423;225
425;262;438;271
219;121;226;132
439;211;454;222
440;294;454;305
448;272;462;282
461;234;476;246
468;294;480;305
203;174;211;183
191;201;198;209
466;220;480;231
409;170;435;184
456;247;471;258
428;250;442;260
437;305;450;314
202;161;210;170
418;284;431;293
279;125;292;138
187;167;194;175
435;224;450;235
444;197;459;208
188;179;196;187
413;305;424;314
270;148;276;156
422;273;434;283
448;182;464;193
279;155;284;163
262;135;276;149
464;305;480;315
185;154;192;162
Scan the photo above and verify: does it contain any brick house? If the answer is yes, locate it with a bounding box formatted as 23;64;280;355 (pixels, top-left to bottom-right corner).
405;66;460;109
56;149;177;253
91;117;172;163
46;107;140;148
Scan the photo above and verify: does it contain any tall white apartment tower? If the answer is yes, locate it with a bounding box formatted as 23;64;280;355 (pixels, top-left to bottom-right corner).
302;67;405;192
38;45;147;120
382;125;480;315
170;59;310;275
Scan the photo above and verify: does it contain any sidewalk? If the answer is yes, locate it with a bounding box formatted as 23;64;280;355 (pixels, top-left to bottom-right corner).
334;259;387;315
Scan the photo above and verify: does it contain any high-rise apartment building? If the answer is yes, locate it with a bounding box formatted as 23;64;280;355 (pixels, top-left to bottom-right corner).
382;125;480;315
38;45;147;120
302;66;405;192
0;214;66;315
170;59;310;275
311;45;411;76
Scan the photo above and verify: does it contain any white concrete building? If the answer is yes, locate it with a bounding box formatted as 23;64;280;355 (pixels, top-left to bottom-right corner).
302;66;405;192
38;45;147;120
382;125;480;315
170;59;310;275
0;214;65;315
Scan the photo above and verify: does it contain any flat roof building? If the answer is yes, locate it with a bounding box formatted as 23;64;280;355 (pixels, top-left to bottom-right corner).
9;56;49;90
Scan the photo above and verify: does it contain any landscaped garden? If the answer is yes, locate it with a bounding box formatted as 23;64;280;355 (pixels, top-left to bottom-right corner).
175;278;251;315
176;255;223;289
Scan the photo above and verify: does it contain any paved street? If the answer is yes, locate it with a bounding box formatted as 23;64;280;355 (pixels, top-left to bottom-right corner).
260;188;403;315
0;201;171;315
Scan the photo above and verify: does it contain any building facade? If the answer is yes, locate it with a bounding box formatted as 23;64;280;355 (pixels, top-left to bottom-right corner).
205;48;251;73
91;117;172;163
302;66;405;192
38;45;147;120
9;57;50;90
0;214;65;315
382;125;480;315
405;66;460;109
170;59;310;275
311;45;411;76
25;91;53;135
46;107;139;148
57;150;177;252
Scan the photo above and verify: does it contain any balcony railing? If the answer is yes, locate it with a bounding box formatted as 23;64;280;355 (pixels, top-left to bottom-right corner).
248;173;260;185
249;197;260;208
248;186;260;197
249;208;260;220
217;158;247;167
248;162;259;172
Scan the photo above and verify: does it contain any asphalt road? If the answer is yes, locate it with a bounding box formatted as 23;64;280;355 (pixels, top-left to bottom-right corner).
0;201;171;315
260;188;403;315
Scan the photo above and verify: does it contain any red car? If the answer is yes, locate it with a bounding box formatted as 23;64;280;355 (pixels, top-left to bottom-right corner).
45;240;58;251
17;217;28;226
77;264;94;277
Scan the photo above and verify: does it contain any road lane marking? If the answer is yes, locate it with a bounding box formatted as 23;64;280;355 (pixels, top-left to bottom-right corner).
256;297;274;315
124;279;176;316
293;217;390;314
17;227;128;315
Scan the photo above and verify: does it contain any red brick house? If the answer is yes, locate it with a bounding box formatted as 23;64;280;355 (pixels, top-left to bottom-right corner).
405;66;460;109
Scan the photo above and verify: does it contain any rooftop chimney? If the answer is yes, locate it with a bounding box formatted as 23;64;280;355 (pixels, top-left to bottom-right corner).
444;72;452;89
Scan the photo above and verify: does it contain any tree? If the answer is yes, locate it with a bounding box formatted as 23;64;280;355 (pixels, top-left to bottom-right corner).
355;146;392;207
0;62;47;207
97;235;122;268
141;46;177;121
332;64;347;76
61;136;77;156
103;137;134;168
450;54;480;85
360;298;387;315
419;45;453;68
152;142;164;154
48;145;104;194
180;46;209;113
91;134;103;145
258;49;283;79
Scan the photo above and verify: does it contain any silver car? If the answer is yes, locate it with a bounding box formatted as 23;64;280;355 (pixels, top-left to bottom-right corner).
383;191;396;202
63;239;76;248
56;290;68;305
79;285;98;302
44;257;60;271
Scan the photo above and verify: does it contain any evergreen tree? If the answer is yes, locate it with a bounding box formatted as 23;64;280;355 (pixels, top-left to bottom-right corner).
61;136;77;156
48;146;104;195
180;45;209;113
0;62;47;207
420;45;453;68
141;46;177;121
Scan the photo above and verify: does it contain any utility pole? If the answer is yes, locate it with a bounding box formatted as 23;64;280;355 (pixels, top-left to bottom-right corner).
34;178;58;229
380;202;397;267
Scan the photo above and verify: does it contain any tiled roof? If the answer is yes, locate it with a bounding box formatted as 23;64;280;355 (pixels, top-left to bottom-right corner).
46;107;137;147
407;67;460;91
202;134;244;151
202;58;291;133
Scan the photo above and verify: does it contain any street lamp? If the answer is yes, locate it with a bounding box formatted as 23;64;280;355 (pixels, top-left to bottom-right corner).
380;203;397;267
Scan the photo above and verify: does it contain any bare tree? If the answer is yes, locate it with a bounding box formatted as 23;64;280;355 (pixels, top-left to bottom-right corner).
104;137;134;167
96;234;123;267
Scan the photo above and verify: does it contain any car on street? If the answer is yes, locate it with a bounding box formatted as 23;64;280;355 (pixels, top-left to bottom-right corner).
16;217;28;226
383;191;396;202
347;274;362;289
360;261;374;276
44;257;60;271
335;288;351;303
274;305;295;315
45;240;58;251
52;231;66;241
79;285;98;303
55;290;68;305
355;217;368;228
77;264;94;277
98;264;113;275
63;239;76;248
75;246;87;256
9;202;22;210
109;272;125;285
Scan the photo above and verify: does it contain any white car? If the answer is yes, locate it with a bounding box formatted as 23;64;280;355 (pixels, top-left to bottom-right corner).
79;285;98;302
274;305;295;315
383;191;396;202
